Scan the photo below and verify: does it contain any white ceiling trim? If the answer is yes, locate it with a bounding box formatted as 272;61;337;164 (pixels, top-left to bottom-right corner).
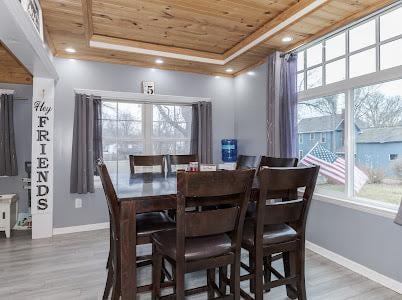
224;0;328;63
89;40;225;65
89;0;328;65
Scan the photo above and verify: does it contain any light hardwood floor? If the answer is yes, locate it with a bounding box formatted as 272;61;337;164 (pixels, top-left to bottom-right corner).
0;230;400;300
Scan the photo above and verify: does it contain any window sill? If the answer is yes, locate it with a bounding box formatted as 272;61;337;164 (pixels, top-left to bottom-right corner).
312;193;398;220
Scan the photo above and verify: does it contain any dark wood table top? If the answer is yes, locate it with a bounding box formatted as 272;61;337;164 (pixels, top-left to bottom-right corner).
116;173;260;201
116;174;177;200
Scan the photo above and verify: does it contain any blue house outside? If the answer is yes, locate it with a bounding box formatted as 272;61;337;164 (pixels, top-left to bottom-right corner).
298;114;402;178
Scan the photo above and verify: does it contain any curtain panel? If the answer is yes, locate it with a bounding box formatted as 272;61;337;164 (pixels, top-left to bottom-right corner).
266;53;281;157
190;101;212;163
0;93;18;176
279;53;298;158
266;52;298;158
395;200;402;225
70;94;102;194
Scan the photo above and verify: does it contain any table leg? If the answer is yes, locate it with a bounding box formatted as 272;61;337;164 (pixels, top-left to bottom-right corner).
120;201;137;300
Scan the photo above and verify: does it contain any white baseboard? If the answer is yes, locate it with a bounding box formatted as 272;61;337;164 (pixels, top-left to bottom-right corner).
306;241;402;294
53;222;109;235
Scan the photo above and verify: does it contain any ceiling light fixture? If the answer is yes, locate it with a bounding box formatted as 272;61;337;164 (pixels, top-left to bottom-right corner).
65;47;76;53
155;58;164;64
281;36;293;43
247;71;255;76
215;76;221;79
225;68;233;73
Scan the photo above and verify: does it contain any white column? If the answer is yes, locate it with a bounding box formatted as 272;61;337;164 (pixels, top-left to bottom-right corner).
31;77;55;239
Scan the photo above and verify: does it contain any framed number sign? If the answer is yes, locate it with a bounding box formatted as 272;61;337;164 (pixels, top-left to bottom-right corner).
142;81;155;95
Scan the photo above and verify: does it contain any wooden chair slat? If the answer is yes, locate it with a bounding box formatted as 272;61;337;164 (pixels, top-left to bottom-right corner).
180;170;253;197
184;207;238;237
263;199;304;225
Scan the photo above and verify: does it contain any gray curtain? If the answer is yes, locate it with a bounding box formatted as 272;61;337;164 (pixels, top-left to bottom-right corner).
70;94;102;194
279;53;298;158
394;200;402;225
0;93;18;176
190;101;212;163
266;52;281;157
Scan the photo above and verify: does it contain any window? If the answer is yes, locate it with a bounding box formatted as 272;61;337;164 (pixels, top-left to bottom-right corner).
152;104;192;155
307;43;322;68
381;39;402;70
349;48;376;78
297;4;402;92
321;133;326;143
298;94;346;197
101;101;192;181
297;3;402;209
326;59;346;84
299;150;304;159
354;79;402;206
349;20;376;52
325;33;346;61
299;134;303;144
380;6;402;41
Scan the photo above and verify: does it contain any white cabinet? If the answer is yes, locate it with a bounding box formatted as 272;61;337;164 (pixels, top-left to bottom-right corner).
0;194;18;238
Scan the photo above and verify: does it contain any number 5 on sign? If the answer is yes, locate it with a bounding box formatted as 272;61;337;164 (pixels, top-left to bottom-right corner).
142;81;155;95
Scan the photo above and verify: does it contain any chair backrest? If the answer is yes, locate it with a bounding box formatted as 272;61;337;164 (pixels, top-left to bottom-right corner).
97;161;120;238
175;169;254;251
257;156;299;200
167;154;198;175
256;166;319;236
129;155;165;175
236;155;258;169
258;156;298;170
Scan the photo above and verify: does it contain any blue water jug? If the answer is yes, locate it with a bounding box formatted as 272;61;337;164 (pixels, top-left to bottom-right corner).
221;139;237;162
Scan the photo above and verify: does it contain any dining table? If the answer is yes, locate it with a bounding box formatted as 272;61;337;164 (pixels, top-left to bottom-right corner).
115;172;260;300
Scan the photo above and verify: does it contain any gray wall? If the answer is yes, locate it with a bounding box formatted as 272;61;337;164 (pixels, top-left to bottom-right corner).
233;61;402;283
53;58;236;228
234;62;268;156
0;83;32;214
307;200;402;282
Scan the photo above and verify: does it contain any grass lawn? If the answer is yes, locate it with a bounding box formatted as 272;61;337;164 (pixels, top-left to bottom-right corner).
316;183;402;206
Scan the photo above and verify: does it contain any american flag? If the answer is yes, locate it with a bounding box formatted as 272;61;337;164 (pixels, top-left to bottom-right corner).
300;143;368;192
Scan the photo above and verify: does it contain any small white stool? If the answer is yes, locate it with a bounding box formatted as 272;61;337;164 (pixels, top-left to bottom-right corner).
0;194;18;238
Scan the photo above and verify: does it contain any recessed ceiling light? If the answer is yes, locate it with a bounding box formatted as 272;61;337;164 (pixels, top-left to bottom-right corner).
155;58;164;64
247;71;255;76
225;68;233;73
215;76;221;79
65;47;76;53
281;36;293;43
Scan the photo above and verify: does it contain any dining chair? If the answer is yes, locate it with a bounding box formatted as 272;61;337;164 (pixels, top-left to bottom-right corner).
258;156;298;171
167;154;198;175
97;161;175;300
129;154;166;176
239;166;319;300
236;155;258;170
151;169;255;300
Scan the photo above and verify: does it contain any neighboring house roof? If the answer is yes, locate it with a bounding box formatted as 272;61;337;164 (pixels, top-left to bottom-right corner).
298;114;344;133
357;127;402;144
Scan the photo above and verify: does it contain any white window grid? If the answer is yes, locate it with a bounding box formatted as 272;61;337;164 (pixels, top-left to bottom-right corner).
296;2;402;211
297;3;402;93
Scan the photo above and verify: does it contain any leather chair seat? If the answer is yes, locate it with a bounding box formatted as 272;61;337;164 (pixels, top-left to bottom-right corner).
152;229;232;261
242;222;297;247
136;212;175;237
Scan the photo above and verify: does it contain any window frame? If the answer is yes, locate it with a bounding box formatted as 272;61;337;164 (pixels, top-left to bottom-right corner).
296;2;402;213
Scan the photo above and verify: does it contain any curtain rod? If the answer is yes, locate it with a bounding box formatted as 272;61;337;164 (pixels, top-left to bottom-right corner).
0;89;15;95
74;88;211;104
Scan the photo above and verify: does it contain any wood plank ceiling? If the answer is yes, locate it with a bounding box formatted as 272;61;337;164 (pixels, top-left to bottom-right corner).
0;43;33;84
40;0;397;77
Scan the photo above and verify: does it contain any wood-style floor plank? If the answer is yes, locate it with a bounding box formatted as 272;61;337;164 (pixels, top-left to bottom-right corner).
0;230;400;299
